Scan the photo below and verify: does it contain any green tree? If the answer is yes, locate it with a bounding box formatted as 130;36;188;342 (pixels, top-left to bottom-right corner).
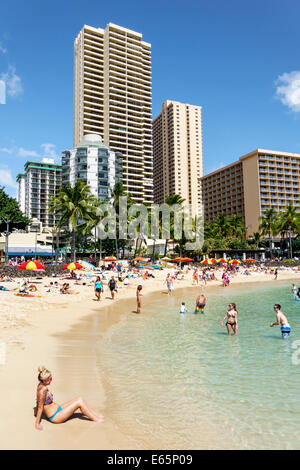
259;208;278;259
0;186;30;231
214;213;232;238
49;180;98;261
276;203;300;258
163;194;185;256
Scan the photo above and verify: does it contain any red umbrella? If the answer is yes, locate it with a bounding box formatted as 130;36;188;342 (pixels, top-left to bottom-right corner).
181;257;193;262
18;260;45;270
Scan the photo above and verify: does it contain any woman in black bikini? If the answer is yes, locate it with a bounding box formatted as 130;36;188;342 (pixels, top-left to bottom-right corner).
221;303;238;335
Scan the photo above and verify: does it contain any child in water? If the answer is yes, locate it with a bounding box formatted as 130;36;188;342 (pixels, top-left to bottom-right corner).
180;302;186;314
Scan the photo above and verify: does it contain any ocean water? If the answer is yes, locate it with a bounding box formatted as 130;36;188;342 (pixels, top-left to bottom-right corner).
96;281;300;449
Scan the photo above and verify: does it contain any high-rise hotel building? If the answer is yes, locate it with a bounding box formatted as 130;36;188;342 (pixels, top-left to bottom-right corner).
74;23;153;204
201;149;300;234
153;100;203;217
16;158;62;228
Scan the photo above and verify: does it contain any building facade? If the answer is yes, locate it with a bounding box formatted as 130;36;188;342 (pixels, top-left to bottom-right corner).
74;23;153;204
153;100;203;217
62;134;122;201
16;158;62;228
201;149;300;234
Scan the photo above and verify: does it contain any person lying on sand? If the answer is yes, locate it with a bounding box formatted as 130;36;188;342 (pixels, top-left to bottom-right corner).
35;366;103;430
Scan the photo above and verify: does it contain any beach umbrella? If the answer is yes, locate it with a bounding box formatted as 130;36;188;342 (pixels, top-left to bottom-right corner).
217;258;228;263
78;260;97;270
245;258;257;262
133;256;148;262
173;257;185;262
103;256;118;262
62;262;84;270
229;259;241;264
200;259;213;265
209;258;217;264
18;260;45;270
181;257;193;262
161;257;172;261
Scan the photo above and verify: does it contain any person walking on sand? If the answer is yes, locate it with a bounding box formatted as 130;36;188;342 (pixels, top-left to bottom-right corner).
94;276;102;301
136;285;143;314
221;303;238;335
35;366;103;430
274;268;278;281
108;276;116;300
270;304;291;338
195;294;206;314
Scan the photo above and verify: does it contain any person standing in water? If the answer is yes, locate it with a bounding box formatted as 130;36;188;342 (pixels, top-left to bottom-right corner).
136;285;143;314
270;304;291;338
35;366;103;430
195;294;206;314
180;302;186;314
221;303;238;335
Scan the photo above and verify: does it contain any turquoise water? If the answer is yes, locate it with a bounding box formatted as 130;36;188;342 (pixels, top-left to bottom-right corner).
96;282;300;449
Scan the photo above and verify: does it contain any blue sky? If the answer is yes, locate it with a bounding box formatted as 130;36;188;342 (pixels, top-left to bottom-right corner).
0;0;300;197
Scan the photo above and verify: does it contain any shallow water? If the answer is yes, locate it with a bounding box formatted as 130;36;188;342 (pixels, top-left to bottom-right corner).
96;281;300;449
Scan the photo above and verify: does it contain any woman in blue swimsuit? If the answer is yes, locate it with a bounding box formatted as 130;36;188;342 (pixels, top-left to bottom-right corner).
35;366;103;430
94;276;102;301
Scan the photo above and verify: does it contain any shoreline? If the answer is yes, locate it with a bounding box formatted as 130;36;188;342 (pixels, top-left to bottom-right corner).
0;269;299;449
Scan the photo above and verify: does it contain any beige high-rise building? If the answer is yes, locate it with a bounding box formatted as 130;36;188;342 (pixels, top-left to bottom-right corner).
201;149;300;234
153;100;203;217
74;23;153;204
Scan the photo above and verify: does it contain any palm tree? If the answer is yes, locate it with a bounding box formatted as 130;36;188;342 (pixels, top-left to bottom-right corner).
259;208;277;259
49;180;98;261
277;203;300;258
214;213;232;238
163;194;185;256
110;182;128;258
228;214;247;240
251;231;262;247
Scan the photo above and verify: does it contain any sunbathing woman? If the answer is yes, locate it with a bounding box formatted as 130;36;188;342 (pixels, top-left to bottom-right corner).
35;366;103;430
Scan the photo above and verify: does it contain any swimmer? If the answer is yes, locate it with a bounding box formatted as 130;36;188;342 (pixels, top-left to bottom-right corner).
221;303;238;335
195;294;206;314
35;366;103;430
270;304;291;338
292;284;297;296
180;302;186;314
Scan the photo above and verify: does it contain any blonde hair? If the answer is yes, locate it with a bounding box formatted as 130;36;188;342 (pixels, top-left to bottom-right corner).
38;366;51;382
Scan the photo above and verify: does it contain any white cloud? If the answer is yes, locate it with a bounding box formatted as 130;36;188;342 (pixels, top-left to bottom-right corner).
41;143;58;158
0;42;7;54
275;71;300;113
17;147;39;158
0;167;17;189
0;65;23;98
0;147;14;154
0;142;59;160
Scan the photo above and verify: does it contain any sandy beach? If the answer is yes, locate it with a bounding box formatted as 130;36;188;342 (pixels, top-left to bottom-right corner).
0;265;300;450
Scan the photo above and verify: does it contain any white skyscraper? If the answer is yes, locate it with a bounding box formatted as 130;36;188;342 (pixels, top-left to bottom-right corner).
62;134;122;201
